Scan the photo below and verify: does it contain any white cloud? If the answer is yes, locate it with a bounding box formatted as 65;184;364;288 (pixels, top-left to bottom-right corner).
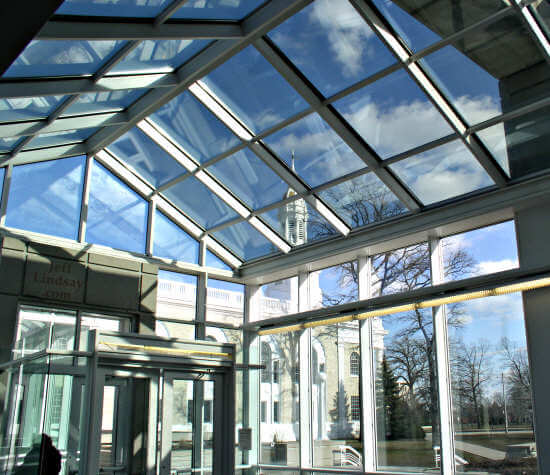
309;0;376;77
475;259;518;275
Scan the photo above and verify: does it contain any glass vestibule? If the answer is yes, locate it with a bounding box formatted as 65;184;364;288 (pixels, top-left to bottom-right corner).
0;331;236;475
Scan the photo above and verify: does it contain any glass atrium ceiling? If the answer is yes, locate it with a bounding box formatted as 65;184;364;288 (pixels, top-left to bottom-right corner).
0;0;549;269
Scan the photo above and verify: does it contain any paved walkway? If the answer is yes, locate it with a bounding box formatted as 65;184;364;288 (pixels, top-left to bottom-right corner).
454;440;505;461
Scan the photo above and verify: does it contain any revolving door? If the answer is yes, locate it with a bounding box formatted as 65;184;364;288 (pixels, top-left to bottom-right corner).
0;331;235;475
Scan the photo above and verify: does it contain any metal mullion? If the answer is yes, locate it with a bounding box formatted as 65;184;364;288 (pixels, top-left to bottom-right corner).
382;133;459;167
357;255;376;471
349;0;509;189
198;236;206;267
155;0;190;26
513;0;550;63
5;144;87;166
92;41;141;80
87;0;314;154
254;36;421;213
146;197;156;256
77;155;93;242
0;74;177;99
0;163;13;225
298;271;312;469
429;237;455;475
38;20;244;41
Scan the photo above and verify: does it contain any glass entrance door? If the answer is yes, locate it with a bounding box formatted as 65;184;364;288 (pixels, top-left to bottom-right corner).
160;373;221;475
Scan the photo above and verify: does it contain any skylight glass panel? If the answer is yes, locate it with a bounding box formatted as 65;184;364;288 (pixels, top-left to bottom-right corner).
201;46;308;134
420;15;550;126
4;40;126;78
0;137;22;153
389;139;494;204
107;127;186;187
334;69;454;159
268;0;396;97
110;40;211;75
0;168;4;202
263;112;366;187
206;249;231;270
0;96;67;123
172;0;266;20
476;106;550;180
212;220;275;261
150;91;240;163
318;172;407;228
163;176;239;229
260;199;337;247
206;148;289;210
370;0;440;52
56;0;172;17
86;161;148;253
23;128;99;150
5;156;85;240
62;89;147;116
153;209;199;264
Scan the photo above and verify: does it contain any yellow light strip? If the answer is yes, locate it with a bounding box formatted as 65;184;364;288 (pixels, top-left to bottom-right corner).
99;341;232;359
257;276;550;336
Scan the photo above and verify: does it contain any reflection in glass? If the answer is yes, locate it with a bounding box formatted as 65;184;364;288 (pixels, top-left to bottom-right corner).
163;176;239;229
213;220;275;261
208;148;289;210
151;91;240;163
0;137;23;154
173;0;266;20
442;221;518;282
0;96;66;123
79;313;131;351
263;113;366;187
205;249;231;270
4;40;125;78
390;140;494;204
202;46;308;133
14;306;77;358
260;333;300;466
56;0;172;17
319;172;407;228
86;161;148;253
153;210;199;264
171;379;195;472
108;127;185;187
260;200;336;248
269;0;395;97
477;106;550;179
310;262;358;310
421;15;550;126
6;156;85;240
206;279;244;325
156;270;197;321
156;320;196;339
374;310;440;472
311;323;362;469
23;128;99;150
334;69;453;159
62;89;147;116
110;39;211;74
447;294;537;472
257;277;298;321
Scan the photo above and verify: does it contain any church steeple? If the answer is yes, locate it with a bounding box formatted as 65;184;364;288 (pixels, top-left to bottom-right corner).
279;150;308;246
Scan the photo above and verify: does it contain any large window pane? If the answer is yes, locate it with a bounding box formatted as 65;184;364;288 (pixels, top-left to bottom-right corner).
6;156;85;240
172;0;266;20
62;89;147;116
56;0;172;17
442;221;518;282
269;0;395;97
312;323;361;469
374;310;440;472
156;270;197;322
257;277;298;321
86;161;148;253
448;294;537;472
153;210;199;264
260;333;300;466
0;95;67;123
212;221;276;261
311;262;358;309
206;279;243;325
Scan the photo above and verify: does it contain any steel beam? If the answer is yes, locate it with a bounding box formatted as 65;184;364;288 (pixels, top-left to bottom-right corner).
38;20;244;40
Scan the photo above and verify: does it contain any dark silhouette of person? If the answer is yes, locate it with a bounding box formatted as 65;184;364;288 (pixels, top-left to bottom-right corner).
15;433;61;475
